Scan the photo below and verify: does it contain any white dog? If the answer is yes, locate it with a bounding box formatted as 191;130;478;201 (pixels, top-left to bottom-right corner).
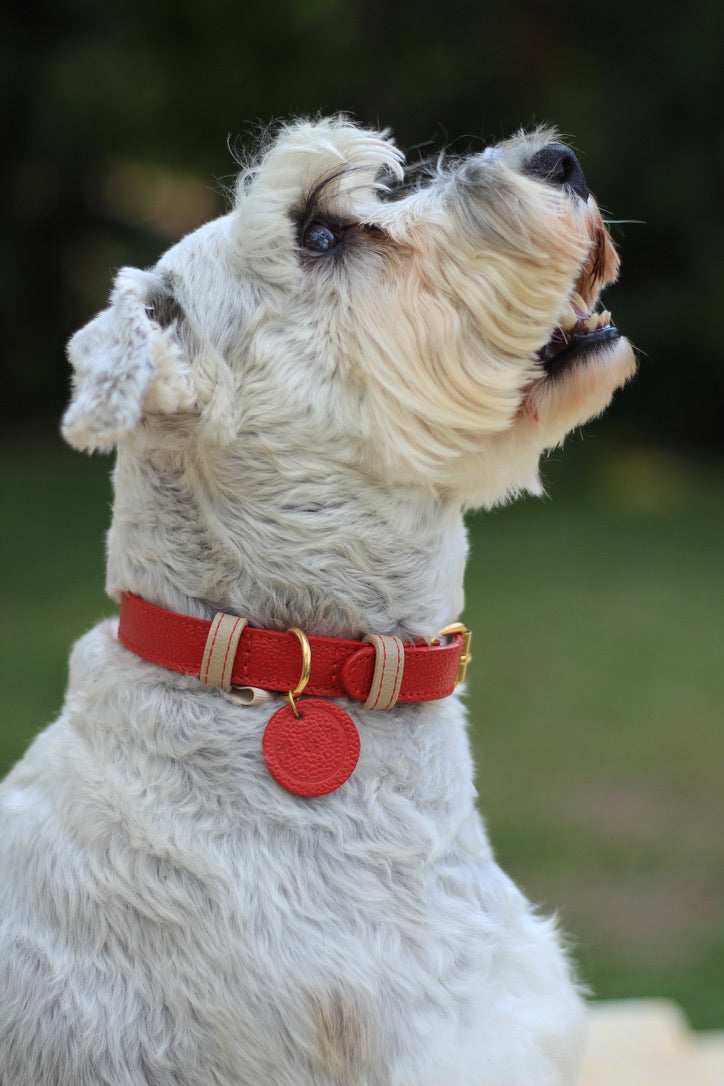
0;118;635;1085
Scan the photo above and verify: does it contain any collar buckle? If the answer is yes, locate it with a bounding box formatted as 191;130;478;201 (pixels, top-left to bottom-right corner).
438;622;473;686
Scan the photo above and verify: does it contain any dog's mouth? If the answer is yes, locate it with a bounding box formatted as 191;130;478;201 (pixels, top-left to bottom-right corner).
538;290;621;375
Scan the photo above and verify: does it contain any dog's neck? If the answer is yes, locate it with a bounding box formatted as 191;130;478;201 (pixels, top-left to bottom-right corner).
105;438;468;641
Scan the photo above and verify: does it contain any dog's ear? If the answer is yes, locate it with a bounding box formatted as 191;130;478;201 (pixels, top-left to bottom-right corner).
61;267;197;452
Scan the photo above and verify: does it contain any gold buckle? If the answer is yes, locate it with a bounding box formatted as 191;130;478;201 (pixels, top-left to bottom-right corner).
286;627;311;717
438;622;473;686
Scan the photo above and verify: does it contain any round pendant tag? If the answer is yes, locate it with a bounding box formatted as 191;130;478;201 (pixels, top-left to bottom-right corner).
262;698;361;797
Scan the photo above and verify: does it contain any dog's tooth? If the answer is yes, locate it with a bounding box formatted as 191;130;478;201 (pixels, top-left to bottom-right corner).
569;290;589;317
597;310;612;328
559;308;578;332
583;314;600;332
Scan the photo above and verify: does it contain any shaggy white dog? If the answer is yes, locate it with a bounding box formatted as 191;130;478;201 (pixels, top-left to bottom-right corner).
0;118;635;1085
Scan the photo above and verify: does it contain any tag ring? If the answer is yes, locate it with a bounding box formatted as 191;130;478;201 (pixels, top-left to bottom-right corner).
286;627;311;718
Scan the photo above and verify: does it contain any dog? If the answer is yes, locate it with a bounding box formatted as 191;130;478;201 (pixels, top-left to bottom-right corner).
0;117;635;1085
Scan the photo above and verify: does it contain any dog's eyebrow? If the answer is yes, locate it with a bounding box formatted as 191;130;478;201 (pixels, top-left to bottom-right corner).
145;273;187;329
295;167;363;233
297;163;399;227
304;167;354;213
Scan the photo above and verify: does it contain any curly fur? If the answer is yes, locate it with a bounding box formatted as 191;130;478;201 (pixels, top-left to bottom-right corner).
0;117;635;1085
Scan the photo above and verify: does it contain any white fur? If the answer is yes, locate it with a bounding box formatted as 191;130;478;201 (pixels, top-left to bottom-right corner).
0;117;635;1084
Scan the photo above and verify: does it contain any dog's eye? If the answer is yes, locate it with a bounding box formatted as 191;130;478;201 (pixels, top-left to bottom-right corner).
302;221;339;254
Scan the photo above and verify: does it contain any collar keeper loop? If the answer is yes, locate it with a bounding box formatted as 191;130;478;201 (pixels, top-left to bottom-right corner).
200;612;248;692
362;634;405;710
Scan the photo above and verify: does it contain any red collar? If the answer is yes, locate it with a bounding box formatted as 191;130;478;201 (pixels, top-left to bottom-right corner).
118;592;471;706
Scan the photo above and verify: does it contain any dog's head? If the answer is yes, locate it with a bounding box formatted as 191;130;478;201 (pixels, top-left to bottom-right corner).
63;118;635;507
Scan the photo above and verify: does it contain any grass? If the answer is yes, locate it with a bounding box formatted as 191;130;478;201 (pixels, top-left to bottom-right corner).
1;427;723;1029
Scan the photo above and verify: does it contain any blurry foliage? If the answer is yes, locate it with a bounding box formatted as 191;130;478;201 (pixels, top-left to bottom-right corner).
2;0;723;447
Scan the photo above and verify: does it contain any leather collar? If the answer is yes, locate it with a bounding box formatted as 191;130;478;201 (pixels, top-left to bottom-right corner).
117;592;471;706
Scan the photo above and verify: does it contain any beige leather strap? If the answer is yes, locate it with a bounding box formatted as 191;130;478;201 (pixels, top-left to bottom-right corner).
200;612;247;692
362;634;405;710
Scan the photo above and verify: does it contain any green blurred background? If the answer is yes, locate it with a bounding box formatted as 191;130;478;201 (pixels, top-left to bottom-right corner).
2;0;722;1029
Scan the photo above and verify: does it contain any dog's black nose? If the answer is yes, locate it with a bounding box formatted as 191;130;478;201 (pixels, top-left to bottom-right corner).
527;143;589;201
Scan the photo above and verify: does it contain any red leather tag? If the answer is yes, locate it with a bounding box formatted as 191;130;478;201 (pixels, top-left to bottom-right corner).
262;699;360;797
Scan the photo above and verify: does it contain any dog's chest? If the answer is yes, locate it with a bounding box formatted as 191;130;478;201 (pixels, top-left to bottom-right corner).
26;624;503;1079
143;808;504;1082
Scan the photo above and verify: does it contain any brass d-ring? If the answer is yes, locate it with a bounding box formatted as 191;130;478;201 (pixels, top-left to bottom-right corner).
286;627;311;718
